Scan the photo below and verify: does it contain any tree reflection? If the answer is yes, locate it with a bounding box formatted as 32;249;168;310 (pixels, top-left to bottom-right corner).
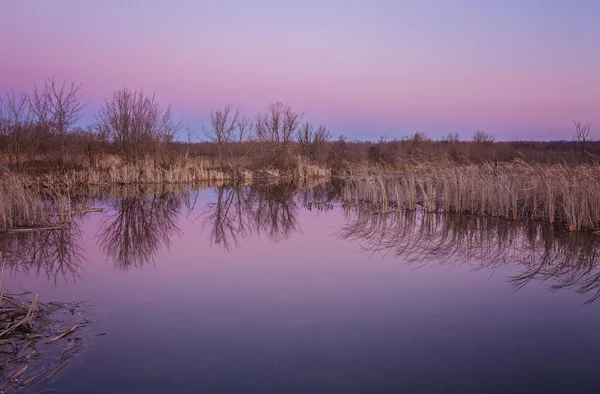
202;183;302;251
0;222;84;285
337;206;600;304
97;187;183;269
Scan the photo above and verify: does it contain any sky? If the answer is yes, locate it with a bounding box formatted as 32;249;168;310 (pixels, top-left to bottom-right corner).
1;0;599;141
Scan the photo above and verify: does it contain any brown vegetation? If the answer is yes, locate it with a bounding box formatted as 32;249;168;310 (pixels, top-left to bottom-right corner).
341;159;600;231
0;252;92;391
1;78;598;232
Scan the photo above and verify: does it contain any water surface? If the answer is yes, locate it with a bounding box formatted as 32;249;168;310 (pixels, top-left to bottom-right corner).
2;183;600;394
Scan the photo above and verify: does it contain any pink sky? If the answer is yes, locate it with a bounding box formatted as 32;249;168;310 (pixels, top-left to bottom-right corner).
1;1;599;140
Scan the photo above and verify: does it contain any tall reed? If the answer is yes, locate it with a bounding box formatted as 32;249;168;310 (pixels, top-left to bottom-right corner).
341;159;600;231
0;167;69;232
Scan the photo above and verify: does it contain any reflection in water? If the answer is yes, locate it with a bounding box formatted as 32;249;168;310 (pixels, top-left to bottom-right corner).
5;181;600;304
97;187;183;270
0;222;84;285
203;183;303;251
337;206;600;304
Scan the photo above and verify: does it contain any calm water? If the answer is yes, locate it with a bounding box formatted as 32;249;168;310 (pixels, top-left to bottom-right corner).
2;183;600;394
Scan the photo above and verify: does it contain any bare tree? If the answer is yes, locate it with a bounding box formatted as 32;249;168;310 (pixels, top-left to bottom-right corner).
204;104;241;168
0;91;35;169
96;88;181;163
29;84;52;129
34;77;85;167
231;115;253;171
574;121;592;160
297;121;314;162
444;132;460;143
254;102;302;170
472;129;495;144
256;102;302;145
312;125;331;164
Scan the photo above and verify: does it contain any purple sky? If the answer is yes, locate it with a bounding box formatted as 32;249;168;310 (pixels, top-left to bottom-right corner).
2;0;599;141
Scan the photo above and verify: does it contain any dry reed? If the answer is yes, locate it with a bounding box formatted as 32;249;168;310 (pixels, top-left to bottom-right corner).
0;252;94;392
39;155;332;185
341;159;600;231
0;167;73;233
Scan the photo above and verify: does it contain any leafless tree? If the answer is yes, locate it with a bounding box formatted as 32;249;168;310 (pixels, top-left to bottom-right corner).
574;121;592;160
29;84;52;128
230;115;253;171
472;129;495;144
312;125;331;164
297;123;330;164
96;88;181;163
256;102;302;145
297;121;314;162
0;91;36;169
254;102;302;169
204;104;241;168
32;77;86;167
444;132;460;143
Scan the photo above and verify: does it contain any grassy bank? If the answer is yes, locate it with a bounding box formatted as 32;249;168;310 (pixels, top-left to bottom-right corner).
4;154;600;232
4;154;332;186
341;159;600;231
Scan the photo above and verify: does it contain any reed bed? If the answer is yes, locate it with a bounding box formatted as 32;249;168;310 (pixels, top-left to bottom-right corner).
57;155;331;185
341;159;600;231
0;167;73;233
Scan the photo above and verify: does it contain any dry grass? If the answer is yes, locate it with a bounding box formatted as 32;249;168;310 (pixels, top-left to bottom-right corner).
0;167;73;233
13;154;332;186
341;159;600;231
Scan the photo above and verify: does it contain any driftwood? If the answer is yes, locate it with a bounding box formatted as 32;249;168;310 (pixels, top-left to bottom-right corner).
4;225;68;233
1;207;103;234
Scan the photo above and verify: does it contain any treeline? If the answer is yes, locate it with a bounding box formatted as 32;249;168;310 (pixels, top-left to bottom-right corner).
0;78;596;175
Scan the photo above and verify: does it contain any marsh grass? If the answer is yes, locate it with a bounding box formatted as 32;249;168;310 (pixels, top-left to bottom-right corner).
341;159;600;231
0;167;75;233
22;154;332;186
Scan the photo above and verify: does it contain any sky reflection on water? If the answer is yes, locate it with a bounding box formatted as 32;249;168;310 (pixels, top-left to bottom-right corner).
1;183;600;394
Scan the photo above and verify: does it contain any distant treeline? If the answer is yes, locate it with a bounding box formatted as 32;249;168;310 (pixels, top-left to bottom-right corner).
0;78;596;174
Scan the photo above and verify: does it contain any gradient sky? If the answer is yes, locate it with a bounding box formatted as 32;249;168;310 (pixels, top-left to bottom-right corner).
1;0;599;141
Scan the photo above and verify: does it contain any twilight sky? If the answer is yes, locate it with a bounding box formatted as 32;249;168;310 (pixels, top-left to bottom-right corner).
1;0;599;141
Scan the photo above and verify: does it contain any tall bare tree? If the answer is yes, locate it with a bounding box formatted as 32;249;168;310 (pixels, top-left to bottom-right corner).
0;91;35;169
33;77;85;167
230;115;253;171
297;121;314;162
312;125;331;165
574;121;592;160
96;88;181;163
204;104;241;168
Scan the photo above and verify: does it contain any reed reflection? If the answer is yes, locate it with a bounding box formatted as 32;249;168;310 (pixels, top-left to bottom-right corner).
337;206;600;304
